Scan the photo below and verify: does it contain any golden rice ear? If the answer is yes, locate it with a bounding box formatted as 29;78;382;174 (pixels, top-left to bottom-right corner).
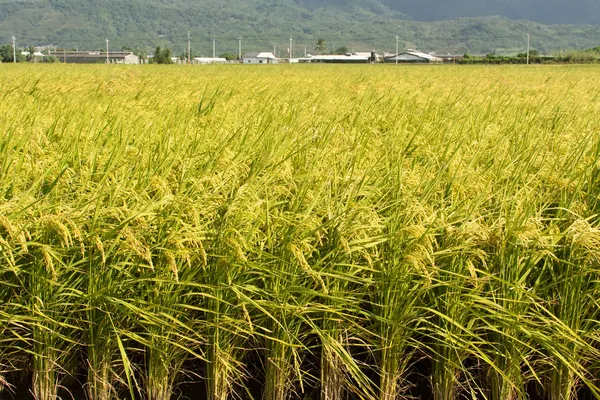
122;226;154;269
41;246;57;281
164;250;178;282
38;215;73;248
567;218;600;260
16;228;29;253
197;238;208;267
0;237;16;270
65;218;85;256
0;216;16;239
226;234;248;263
290;243;328;295
94;235;106;265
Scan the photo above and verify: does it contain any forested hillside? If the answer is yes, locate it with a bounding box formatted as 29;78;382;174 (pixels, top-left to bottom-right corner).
380;0;600;24
0;0;599;54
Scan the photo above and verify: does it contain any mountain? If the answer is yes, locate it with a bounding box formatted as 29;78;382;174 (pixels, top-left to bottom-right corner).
293;0;600;24
380;0;600;25
1;0;599;55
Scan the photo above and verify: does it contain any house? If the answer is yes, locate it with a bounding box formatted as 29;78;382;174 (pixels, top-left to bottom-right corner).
49;51;139;64
384;51;443;64
193;57;229;64
243;52;277;64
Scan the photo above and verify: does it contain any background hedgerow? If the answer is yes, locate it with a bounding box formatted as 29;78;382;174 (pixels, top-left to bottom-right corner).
0;64;599;400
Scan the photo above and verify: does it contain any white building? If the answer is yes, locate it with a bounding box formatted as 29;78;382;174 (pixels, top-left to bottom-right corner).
306;51;380;64
384;51;443;63
48;51;140;64
242;52;278;64
353;51;382;62
193;57;229;64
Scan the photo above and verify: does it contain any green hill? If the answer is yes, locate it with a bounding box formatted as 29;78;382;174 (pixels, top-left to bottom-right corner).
1;0;599;55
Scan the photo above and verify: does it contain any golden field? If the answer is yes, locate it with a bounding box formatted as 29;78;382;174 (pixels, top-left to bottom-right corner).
0;64;599;400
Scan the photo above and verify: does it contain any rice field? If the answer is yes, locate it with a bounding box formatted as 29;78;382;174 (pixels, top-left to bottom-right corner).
0;63;599;400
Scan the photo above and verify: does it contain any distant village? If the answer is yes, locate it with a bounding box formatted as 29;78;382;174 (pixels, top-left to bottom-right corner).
19;49;460;65
9;40;571;65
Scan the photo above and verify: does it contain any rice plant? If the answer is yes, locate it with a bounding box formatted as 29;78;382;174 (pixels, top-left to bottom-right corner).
0;63;599;400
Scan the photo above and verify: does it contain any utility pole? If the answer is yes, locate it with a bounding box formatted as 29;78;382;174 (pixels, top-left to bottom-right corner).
12;36;16;63
395;35;399;66
304;45;307;58
105;39;109;64
212;34;216;60
188;31;191;64
289;37;292;64
238;37;242;62
452;42;456;64
526;33;530;65
273;43;276;56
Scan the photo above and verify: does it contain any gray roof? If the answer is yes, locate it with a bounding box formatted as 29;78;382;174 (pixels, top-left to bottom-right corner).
50;51;136;59
384;51;443;62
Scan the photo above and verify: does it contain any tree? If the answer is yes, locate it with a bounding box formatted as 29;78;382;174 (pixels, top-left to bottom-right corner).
150;46;161;63
26;45;35;62
179;49;197;62
220;52;236;61
161;47;173;64
333;46;349;55
0;45;25;63
151;46;173;64
315;38;326;54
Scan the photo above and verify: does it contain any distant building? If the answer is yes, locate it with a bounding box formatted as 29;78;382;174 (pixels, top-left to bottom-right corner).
431;53;465;63
353;51;382;62
384;51;443;63
49;51;139;64
193;57;229;64
309;51;379;64
243;52;277;64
